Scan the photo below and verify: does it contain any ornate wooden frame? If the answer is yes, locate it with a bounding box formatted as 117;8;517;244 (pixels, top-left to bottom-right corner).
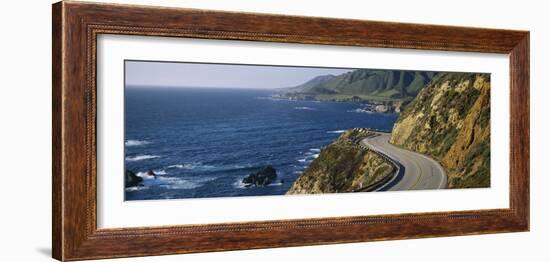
52;1;530;261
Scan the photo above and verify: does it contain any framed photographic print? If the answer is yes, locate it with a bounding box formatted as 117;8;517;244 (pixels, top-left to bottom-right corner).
52;1;529;261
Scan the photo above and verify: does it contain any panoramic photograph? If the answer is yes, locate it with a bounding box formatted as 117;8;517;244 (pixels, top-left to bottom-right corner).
124;60;491;201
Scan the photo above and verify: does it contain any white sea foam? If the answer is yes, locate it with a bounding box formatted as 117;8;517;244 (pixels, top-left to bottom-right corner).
233;179;248;189
125;186;149;192
153;169;167;175
231;164;252;169
166;162;248;172
233;179;284;189
255;96;274;100
125;140;150;146
294;106;316;110
167;162;216;170
136;171;161;180
135;171;216;190
327;130;346;134
347;108;372;114
164;176;216;189
296;148;322;165
182;163;203;170
125;155;160;162
159;181;200;190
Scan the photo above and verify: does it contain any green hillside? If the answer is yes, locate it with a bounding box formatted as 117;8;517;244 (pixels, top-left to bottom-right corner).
279;69;437;102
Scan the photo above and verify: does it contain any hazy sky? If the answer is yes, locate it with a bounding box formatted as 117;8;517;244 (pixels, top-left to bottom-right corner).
125;61;352;89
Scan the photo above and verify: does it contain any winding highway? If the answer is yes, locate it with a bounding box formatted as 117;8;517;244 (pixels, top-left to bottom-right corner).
361;132;447;191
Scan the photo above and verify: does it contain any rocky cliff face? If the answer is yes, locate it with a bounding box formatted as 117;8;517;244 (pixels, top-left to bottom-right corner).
390;73;491;188
287;129;395;194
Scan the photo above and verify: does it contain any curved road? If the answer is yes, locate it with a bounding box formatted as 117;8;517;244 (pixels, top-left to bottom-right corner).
361;133;447;191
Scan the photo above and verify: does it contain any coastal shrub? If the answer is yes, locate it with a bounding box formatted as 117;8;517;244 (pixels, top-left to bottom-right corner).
457;87;480;117
438;128;458;157
454;164;490;188
463;141;490;169
446;90;458;101
478;107;490;128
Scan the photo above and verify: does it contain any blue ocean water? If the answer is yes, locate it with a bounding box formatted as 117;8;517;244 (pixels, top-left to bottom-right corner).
124;87;398;200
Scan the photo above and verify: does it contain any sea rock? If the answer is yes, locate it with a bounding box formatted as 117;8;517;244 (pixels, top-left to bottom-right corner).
125;169;143;188
146;170;157;179
242;166;277;187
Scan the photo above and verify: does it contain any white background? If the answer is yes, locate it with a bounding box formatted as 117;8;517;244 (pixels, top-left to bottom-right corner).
0;0;546;261
98;35;509;228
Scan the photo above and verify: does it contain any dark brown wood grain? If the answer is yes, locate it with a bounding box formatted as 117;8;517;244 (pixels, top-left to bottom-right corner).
52;3;63;260
52;1;530;261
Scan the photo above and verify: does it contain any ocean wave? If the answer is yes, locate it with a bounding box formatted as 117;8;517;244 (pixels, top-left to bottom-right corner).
125;155;160;162
136;171;163;180
297;148;322;164
347;108;372;114
297;154;319;163
327;130;346;134
153;169;167;175
263;97;292;101
159;180;200;190
167;162;215;171
159;176;216;190
184;163;215;170
166;162;255;172
233;179;284;189
125;140;150;146
125;186;149;192
135;171;216;190
306;148;321;154
255;96;274;100
294;106;316;110
233;179;248;189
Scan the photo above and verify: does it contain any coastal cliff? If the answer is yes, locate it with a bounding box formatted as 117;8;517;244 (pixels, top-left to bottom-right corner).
390;73;491;188
286;72;491;194
278;69;437;102
287;129;395;194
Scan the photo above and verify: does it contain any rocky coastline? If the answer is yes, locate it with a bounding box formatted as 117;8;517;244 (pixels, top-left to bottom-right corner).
390;73;490;188
287;128;396;194
287;72;491;192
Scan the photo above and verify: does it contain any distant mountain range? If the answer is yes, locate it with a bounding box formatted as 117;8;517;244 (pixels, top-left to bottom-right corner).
277;69;438;102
